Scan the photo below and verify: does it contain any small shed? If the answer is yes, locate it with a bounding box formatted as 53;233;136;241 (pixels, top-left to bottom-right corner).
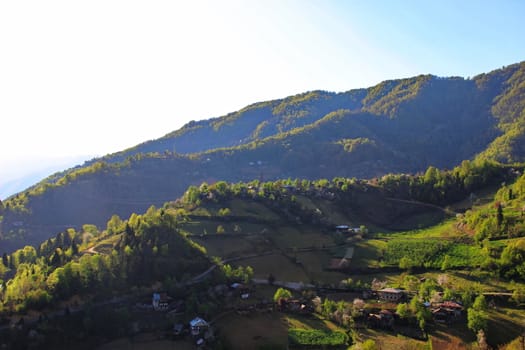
190;317;209;336
152;292;170;311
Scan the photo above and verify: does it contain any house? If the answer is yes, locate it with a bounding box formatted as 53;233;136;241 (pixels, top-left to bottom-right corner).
440;301;463;311
335;225;350;233
432;307;453;323
378;288;404;302
152;292;170;311
431;300;463;323
190;317;209;336
230;283;252;299
230;282;243;289
277;299;313;314
367;309;394;329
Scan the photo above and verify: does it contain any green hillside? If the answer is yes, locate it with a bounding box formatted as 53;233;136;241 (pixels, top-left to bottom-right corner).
2;62;525;251
2;163;525;348
0;161;510;315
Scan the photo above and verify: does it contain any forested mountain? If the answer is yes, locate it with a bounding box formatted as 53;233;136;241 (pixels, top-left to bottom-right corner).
1;62;525;252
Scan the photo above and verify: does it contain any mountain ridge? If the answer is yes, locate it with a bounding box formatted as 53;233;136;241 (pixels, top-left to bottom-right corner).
1;61;525;252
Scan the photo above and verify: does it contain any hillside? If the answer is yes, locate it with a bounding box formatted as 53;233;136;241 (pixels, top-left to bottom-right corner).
0;164;510;315
2;166;525;348
2;62;525;251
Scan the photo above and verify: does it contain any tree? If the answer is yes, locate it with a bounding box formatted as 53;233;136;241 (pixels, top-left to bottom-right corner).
511;285;525;305
361;339;377;350
402;274;420;291
418;278;439;301
273;288;292;302
473;294;487;311
216;225;225;234
214;181;229;197
443;288;455;301
409;296;422;315
218;208;231;216
477;330;489;350
71;242;79;256
399;256;415;271
106;215;123;235
82;224;99;236
184;186;200;205
467;308;488;333
244;266;254;284
462;289;474;308
322;298;337;317
441;255;451;271
496;202;504;228
424;166;439;185
418;314;426;331
396;303;409;319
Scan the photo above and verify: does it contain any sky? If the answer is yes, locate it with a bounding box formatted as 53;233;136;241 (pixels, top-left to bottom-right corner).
1;0;524;198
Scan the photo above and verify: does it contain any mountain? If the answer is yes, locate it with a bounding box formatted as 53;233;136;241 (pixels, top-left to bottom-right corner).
1;61;525;252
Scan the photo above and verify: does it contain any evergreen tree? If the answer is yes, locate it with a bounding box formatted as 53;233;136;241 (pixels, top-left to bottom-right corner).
496;203;504;228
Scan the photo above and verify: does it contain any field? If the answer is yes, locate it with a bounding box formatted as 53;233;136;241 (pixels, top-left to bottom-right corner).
356;328;434;350
295;251;348;284
216;310;348;350
486;307;525;346
192;236;259;258
288;328;349;347
216;312;288;350
231;250;350;285
181;220;270;235
228;199;282;221
268;226;334;250
379;219;460;240
232;253;310;282
352;239;386;268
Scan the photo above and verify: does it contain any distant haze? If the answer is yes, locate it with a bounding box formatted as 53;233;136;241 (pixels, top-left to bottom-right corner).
0;155;93;199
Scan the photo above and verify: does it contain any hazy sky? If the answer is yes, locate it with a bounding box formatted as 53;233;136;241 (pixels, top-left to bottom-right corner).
1;0;524;196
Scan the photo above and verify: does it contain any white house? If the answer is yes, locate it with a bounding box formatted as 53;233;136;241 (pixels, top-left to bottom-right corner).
190;317;209;336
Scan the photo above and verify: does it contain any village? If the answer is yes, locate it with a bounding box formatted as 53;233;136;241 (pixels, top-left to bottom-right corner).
92;221;492;349
129;257;472;349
